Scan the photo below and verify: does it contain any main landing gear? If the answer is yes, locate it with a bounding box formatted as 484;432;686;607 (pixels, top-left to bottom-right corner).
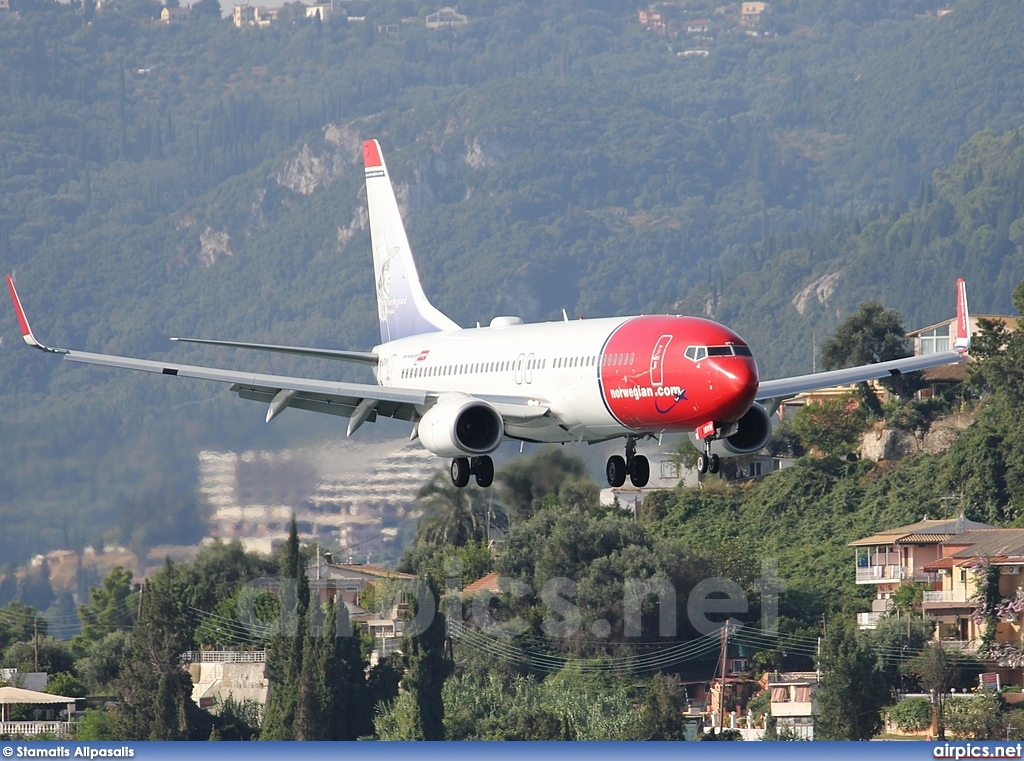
696;443;720;475
606;436;650;488
450;455;494;488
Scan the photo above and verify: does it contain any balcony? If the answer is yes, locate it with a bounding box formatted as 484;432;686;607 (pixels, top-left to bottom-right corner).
0;721;74;737
939;639;978;653
856;564;905;583
923;589;970;605
857;611;883;629
772;701;816;718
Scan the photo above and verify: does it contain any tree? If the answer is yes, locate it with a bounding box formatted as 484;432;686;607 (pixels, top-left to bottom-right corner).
970;317;1012;362
414;473;495;548
191;0;221;17
44;672;86;698
77;630;130;695
637;673;689;740
294;594;370;740
0;602;45;652
816;616;888;740
261;517;309;741
77;566;135;642
114;560;200;740
887;697;933;734
790;395;868;457
295;600;328;740
402;580;452;740
944;692;1004;740
18;558;55;612
904;642;957;740
868;612;933;693
2;638;77;675
497;448;593;519
210;696;263;741
821;301;921;399
76;708;118;740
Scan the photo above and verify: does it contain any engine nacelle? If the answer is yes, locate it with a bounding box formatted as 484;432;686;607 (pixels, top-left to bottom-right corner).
418;394;504;458
687;402;773;458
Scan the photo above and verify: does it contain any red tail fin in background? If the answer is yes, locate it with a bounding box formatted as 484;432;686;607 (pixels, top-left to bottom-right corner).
954;277;971;354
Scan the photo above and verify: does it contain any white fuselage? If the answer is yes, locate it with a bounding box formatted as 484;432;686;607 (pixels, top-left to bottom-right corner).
372;313;762;445
374;317;629;442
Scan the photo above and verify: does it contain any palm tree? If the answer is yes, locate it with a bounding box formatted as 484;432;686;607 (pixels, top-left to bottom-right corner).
414;473;504;547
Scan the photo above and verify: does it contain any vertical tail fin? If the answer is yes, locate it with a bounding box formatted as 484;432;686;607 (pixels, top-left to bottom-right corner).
954;277;971;354
363;140;459;343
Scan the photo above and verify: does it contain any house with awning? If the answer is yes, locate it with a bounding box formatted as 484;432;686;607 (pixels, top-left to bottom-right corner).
0;686;78;737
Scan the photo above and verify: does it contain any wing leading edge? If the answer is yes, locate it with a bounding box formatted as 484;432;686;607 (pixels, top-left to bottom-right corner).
5;275;548;434
758;277;971;402
170;336;379;365
757;350;966;401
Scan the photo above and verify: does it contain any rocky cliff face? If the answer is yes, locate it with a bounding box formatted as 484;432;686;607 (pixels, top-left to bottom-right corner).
858;412;974;462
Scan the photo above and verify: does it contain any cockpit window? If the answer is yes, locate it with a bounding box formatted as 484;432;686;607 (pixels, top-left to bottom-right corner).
686;344;752;361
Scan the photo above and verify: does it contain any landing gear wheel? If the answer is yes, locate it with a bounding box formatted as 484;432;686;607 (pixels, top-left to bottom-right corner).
696;452;709;475
451;457;471;488
629;454;650;488
472;455;494;488
606;455;627;487
708;453;721;474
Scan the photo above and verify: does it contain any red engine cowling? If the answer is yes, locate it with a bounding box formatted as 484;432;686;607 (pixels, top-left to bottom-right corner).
418;394;504;458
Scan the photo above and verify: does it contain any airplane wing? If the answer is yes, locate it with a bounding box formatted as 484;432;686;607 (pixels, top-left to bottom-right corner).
169;336;379;365
756;350;966;401
6;275;548;434
758;277;972;402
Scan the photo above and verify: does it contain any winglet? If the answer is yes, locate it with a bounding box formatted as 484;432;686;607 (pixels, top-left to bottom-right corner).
954;277;971;354
5;275;60;352
363;139;383;169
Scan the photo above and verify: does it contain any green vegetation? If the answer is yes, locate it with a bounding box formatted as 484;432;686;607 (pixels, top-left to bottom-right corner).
7;0;1024;743
887;696;932;734
4;313;1024;740
2;0;1024;568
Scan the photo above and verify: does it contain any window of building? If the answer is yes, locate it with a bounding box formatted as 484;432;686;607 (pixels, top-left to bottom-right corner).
919;325;951;355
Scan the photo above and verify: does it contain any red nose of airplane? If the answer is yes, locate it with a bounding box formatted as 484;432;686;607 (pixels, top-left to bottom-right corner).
707;356;760;421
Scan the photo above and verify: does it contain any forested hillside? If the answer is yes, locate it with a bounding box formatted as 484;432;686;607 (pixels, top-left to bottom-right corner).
4;0;1024;564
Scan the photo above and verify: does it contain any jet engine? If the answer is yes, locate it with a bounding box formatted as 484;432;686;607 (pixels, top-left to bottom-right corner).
688;402;773;457
418;394;504;458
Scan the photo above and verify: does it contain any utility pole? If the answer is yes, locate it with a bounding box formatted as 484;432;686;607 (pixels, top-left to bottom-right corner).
717;622;729;732
33;618;39;671
486;496;492;545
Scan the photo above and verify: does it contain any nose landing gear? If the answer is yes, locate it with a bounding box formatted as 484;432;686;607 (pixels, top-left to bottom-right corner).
450;455;494;488
606;436;650;488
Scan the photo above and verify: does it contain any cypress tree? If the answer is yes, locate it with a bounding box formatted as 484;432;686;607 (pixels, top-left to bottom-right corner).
324;596;372;740
295;599;327;740
403;580;452;740
261;517;308;740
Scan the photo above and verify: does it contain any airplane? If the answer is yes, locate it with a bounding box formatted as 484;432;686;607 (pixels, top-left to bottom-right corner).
6;139;972;490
